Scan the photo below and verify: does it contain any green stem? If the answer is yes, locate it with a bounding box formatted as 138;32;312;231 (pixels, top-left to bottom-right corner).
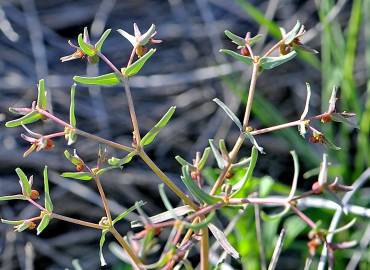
139;150;198;210
110;227;144;269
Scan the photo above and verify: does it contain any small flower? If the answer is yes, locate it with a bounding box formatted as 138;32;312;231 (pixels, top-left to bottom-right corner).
279;21;318;55
60;40;86;62
117;23;161;57
21;134;54;157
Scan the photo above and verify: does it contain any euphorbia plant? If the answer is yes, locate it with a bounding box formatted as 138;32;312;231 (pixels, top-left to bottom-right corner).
1;21;359;269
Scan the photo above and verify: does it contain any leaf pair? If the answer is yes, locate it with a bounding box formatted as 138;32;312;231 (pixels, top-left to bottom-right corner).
77;27;111;56
73;49;156;86
5;79;47;128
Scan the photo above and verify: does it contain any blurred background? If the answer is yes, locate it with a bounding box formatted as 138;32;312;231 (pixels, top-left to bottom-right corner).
0;0;369;269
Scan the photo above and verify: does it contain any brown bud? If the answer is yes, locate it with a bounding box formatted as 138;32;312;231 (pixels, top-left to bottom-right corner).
76;163;85;172
30;190;40;200
307;238;321;256
320;114;332;123
191;170;200;180
44;139;55;151
311;181;324;194
240;47;250;56
225;171;233;179
279;43;292;55
136;45;148;57
28;221;37;230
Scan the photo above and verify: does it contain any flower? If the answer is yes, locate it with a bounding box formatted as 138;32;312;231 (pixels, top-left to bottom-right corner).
117;23;161;57
20;125;55;157
60;40;85;62
279;21;318;55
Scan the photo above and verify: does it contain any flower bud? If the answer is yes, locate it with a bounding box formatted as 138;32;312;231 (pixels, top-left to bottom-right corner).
311;181;324;194
30;189;40;200
240;47;250;56
28;221;37;230
75;163;85;172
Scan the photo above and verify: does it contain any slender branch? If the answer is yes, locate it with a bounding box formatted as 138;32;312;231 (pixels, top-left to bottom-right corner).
255;204;267;270
290;205;316;229
97;51;141;144
200;226;209;270
44;131;66;139
251;120;301;136
127;46;137;67
242;62;259;129
267;228;286;270
110;227;144;269
93;174;112;222
138;150;198;210
262;40;283;58
51;213;103;230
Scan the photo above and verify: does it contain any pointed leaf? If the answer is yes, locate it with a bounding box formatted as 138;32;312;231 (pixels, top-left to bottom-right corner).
37;214;50;235
139;24;156;46
16;168;31;197
242;131;264;153
231;146;258;197
140;106;175;146
99;230;108;266
61;172;92;181
36;79;47;109
43;166;53;212
175;155;196;169
113;201;146;225
249;34;263;46
198;147;211;170
73;73;120;86
0;194;26;201
64;150;83;166
181;165;221;204
209;139;225;169
183;211;215;230
329;218;357;235
322;136;341;150
1;219;24;225
5;111;43;127
208;223;240;259
284;21;301;44
220;49;253;65
260;50;297;70
261;206;290;221
213;98;242;130
108;151;136;166
123;48;156;77
224;30;246;47
331;113;359;129
69;83;77;127
77;33;95;56
95;29;111;51
288;150;299;200
117;29;136;46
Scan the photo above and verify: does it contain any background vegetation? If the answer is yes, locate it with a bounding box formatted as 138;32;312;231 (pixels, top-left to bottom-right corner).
0;0;368;269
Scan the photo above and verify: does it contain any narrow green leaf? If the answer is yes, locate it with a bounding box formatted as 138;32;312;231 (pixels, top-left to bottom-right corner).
64;150;83;166
220;49;253;65
43;166;53;212
141;106;176;146
175;155;196;169
73;73;120;86
36;79;47;109
99;230;108;266
1;219;24;225
213;98;242;130
181;165;221;204
70;84;76;127
184;211;215;230
284;21;301;44
231;146;258;197
208;223;240;259
198;147;211;170
0;194;25;201
61;172;92;181
16;168;31;197
260;50;297;70
331;113;359;129
95;29;111;52
5;111;43;127
224;30;246;47
77;33;96;56
112;201;146;225
209;139;225;169
329;218;357;234
108;151;136;166
124;48;156;77
242;131;264;154
37;214;50;235
288;151;299;200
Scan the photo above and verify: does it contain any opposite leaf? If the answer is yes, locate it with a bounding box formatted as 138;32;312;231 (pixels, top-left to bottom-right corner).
260;50;297;70
73;73;120;86
123;48;156;77
36;79;47;109
140;106;176;146
61;172;92;181
5;111;43;128
37;214;51;235
43;166;53;212
77;33;95;56
95;29;111;52
16;168;31;197
220;49;253;65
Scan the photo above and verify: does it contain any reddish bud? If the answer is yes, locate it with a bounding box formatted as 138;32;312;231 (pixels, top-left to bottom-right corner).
320;114;332;123
75;163;85;172
44;139;55;151
240;47;250;56
312;181;324;194
307;238;321;256
28;221;37;230
30;190;40;200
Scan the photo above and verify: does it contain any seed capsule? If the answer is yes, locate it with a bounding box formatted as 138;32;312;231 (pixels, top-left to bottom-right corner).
28;221;37;230
311;181;323;194
75;163;85;172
